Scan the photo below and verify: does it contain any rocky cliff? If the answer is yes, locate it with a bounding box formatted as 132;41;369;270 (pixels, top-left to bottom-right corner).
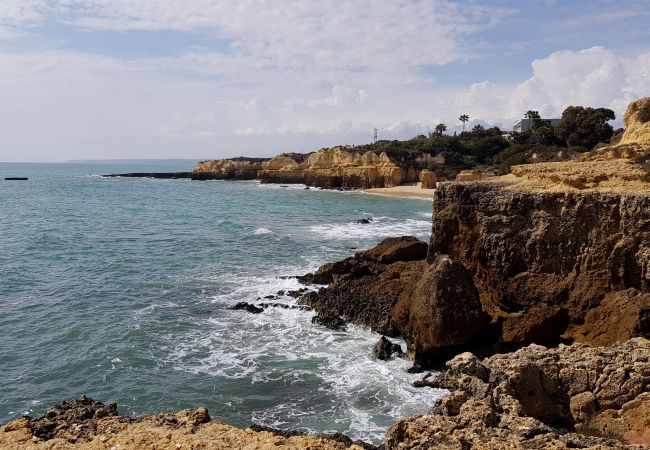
298;114;650;363
192;157;270;180
193;146;420;188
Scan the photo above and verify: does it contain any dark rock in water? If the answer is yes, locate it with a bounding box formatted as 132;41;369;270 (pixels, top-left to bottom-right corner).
285;288;308;298
276;290;285;296
263;294;276;300
412;372;435;388
258;302;311;311
231;302;264;314
5;177;28;180
356;218;372;224
304;187;310;190
372;336;404;360
311;312;347;331
30;395;118;440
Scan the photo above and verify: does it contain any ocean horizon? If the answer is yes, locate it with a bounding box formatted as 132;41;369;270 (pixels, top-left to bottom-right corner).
0;161;441;444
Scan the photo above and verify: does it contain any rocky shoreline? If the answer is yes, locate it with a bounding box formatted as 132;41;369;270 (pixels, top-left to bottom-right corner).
3;99;650;449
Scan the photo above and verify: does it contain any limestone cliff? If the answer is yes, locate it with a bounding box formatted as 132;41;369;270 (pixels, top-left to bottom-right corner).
192;157;270;180
620;97;650;146
193;147;417;188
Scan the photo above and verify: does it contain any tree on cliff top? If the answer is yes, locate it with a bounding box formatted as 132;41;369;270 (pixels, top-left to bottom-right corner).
556;106;616;150
434;123;447;136
459;114;469;132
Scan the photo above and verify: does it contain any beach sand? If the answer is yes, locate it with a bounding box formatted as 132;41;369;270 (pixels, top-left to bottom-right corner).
364;182;436;199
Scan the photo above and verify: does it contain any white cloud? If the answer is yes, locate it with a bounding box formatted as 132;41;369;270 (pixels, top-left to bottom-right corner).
50;0;510;82
0;1;649;161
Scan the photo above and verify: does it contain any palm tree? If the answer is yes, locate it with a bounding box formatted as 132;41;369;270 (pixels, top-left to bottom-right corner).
524;110;541;130
434;123;447;136
459;114;469;132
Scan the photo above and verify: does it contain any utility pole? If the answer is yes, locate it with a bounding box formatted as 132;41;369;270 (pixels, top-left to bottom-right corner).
373;128;378;144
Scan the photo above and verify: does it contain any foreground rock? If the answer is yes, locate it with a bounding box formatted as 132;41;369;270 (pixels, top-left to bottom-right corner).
1;396;372;450
372;336;404;360
299;237;487;365
385;338;650;449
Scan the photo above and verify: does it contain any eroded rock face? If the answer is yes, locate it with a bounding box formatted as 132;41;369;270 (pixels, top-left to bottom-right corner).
429;181;650;346
193;147;428;188
192;157;269;180
391;255;486;361
386;338;650;449
621;97;650;146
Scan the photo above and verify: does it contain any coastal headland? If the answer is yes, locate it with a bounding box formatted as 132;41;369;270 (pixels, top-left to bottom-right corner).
5;99;650;448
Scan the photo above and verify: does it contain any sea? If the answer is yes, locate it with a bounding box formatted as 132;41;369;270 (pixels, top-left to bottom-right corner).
0;161;444;444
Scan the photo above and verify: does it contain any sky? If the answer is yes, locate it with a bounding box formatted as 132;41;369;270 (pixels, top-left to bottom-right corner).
1;0;649;162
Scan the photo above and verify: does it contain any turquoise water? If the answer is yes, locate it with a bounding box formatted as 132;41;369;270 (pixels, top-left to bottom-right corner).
0;162;442;443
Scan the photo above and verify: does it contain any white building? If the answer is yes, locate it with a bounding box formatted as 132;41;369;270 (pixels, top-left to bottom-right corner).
512;118;562;132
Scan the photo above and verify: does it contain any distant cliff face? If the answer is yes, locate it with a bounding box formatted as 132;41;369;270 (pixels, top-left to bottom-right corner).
192;157;269;180
195;147;411;188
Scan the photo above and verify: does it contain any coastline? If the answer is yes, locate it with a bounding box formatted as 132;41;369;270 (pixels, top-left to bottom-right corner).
363;182;436;199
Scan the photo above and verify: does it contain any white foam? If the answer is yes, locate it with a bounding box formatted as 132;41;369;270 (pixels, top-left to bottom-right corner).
309;217;431;241
252;227;274;235
165;268;444;444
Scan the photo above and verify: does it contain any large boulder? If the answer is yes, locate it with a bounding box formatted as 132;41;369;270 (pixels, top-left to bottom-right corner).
391;255;486;362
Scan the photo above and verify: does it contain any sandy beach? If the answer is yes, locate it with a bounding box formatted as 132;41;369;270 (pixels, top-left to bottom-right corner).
364;182;436;199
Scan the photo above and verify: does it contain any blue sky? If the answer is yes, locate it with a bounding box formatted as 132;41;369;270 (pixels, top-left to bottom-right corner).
1;0;649;161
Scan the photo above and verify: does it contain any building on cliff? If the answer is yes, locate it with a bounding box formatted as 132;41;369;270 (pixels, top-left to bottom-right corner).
513;117;561;132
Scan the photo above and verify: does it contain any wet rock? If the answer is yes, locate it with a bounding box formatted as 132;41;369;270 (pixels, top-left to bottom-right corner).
372;336;404;360
30;395;118;441
356;218;372;224
285;288;308;298
311;312;347;331
231;302;264;314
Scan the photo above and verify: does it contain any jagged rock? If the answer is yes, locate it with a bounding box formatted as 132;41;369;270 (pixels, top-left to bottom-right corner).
372;336;404;360
391;255;486;363
30;395;118;441
356;218;372;224
231;302;264;314
1;399;364;449
621;96;650;146
385;339;650;449
311;312;347;331
419;169;436;189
